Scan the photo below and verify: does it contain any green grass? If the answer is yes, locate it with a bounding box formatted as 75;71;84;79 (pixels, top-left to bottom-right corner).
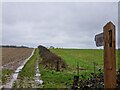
2;69;13;85
50;49;104;72
39;66;74;88
39;65;92;88
51;49;119;70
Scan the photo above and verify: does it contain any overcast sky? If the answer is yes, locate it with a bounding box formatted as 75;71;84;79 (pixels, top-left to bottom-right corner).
2;2;118;48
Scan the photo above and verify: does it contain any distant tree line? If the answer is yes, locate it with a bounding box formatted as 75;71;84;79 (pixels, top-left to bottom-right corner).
0;45;30;48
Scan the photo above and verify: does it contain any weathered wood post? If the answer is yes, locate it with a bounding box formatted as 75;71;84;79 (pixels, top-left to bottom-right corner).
103;22;116;88
56;59;59;71
95;21;116;89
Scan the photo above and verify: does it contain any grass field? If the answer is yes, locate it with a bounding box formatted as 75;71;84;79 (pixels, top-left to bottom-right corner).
51;48;119;70
50;49;105;74
39;48;119;88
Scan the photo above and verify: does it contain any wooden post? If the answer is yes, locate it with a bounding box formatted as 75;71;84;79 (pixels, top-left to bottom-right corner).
77;62;79;76
56;60;59;71
103;22;116;89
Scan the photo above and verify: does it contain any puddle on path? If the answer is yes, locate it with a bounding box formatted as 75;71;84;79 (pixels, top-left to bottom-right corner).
35;59;43;85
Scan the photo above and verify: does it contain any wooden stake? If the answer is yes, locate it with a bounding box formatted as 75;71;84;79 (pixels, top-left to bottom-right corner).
103;22;116;89
77;62;79;76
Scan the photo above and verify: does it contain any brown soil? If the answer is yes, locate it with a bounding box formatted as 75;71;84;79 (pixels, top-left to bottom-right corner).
2;47;33;70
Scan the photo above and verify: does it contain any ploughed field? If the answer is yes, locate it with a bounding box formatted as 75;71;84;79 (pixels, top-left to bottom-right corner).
1;47;34;85
2;47;33;70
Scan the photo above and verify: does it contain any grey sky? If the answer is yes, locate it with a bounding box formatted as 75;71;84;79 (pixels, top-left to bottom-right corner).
2;2;118;48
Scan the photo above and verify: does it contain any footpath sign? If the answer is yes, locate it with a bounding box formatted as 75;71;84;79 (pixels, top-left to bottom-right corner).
95;33;104;47
95;22;116;89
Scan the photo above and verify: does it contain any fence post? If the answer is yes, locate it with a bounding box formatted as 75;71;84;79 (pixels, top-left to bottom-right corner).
56;60;59;71
103;22;116;88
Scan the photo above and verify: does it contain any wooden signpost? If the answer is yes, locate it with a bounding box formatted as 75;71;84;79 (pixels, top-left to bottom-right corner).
95;22;116;89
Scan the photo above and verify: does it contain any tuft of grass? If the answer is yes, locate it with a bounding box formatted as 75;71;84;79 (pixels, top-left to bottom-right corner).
2;69;13;85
